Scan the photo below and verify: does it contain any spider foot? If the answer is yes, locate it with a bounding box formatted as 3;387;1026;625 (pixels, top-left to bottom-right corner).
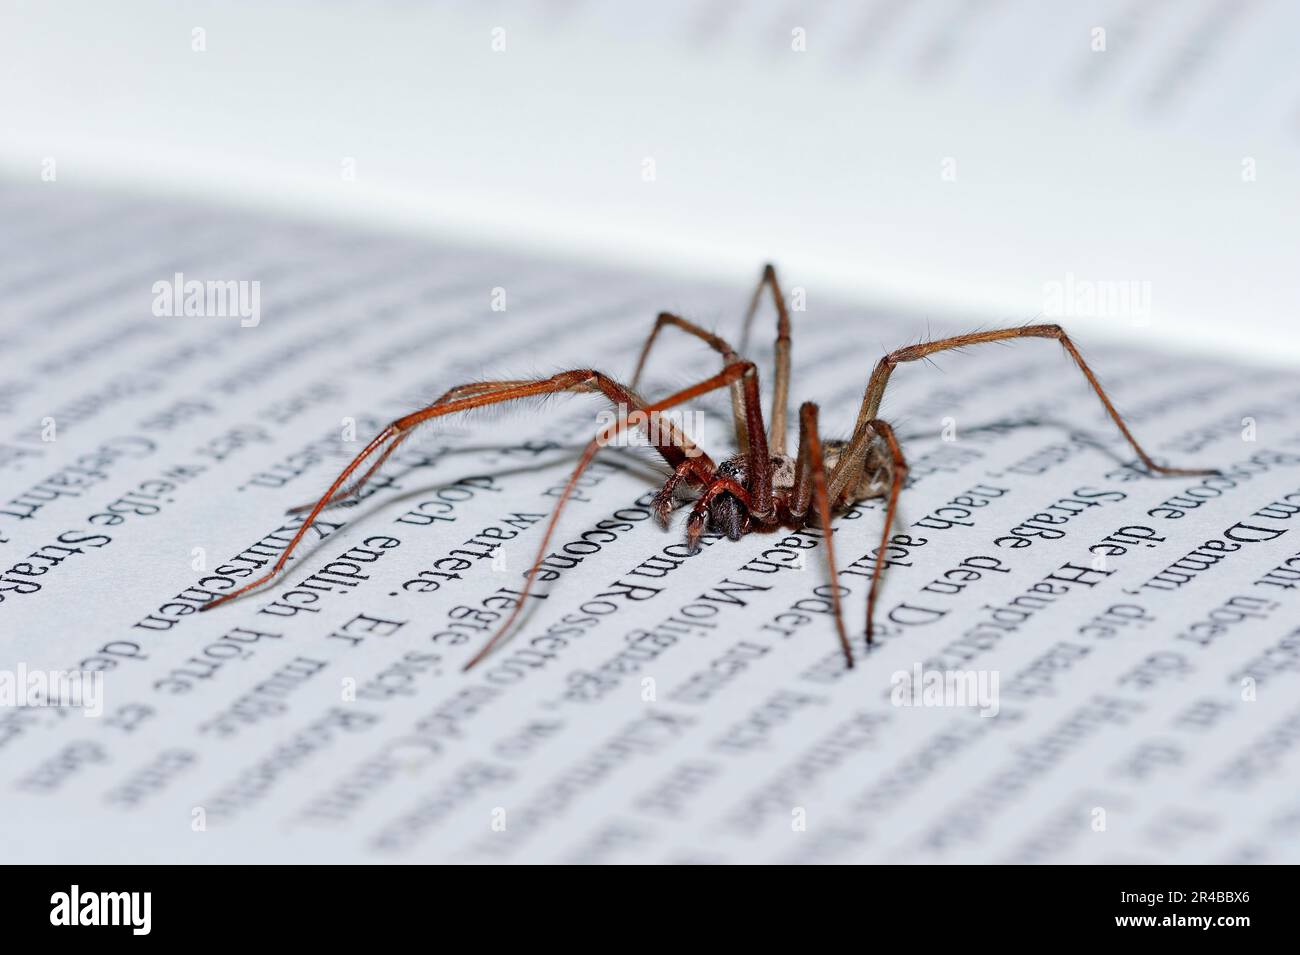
685;509;707;553
650;485;677;526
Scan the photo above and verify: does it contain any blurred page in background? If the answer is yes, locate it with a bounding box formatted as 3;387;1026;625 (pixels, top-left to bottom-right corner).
1;0;1297;360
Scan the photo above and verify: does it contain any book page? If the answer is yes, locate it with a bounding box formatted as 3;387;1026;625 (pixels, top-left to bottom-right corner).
3;0;1298;362
2;182;1299;864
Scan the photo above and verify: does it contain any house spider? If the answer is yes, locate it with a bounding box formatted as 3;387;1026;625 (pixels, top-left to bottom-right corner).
203;265;1216;670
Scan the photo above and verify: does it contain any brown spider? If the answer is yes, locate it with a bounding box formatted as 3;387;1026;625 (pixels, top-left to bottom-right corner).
202;265;1216;670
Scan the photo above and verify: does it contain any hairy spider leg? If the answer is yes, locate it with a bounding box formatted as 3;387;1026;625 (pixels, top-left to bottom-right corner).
462;360;764;671
631;263;793;456
794;401;853;666
284;380;536;516
202;369;712;613
830;323;1218;644
844;324;1219;485
737;263;792;456
631;311;749;454
855;419;908;646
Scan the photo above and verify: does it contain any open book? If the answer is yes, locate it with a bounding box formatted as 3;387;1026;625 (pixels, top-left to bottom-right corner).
3;179;1299;863
4;0;1298;361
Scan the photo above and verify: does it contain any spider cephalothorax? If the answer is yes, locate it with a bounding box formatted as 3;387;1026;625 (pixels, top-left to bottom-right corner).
203;264;1217;673
669;452;798;545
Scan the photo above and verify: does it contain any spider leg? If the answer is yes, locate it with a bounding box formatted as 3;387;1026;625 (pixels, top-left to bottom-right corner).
650;460;699;524
630;311;750;453
737;263;793;456
284;381;532;515
632;262;794;456
639;348;769;519
737;360;775;520
793;401;853;667
858;419;908;646
631;313;741;389
841;323;1218;483
637;330;775;519
202;369;720;613
788;395;829;520
684;477;754;548
284;432;410;516
689;479;752;508
461;360;760;671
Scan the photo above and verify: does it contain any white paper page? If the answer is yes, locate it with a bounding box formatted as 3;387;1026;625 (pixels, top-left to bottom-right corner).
3;0;1298;362
2;181;1299;864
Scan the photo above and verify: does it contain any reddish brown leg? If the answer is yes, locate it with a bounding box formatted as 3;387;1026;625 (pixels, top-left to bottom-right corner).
846;324;1217;479
461;361;762;671
630;311;752;458
684;477;754;549
737;263;792;456
285;381;531;515
795;402;852;667
656;351;776;529
631;263;795;456
787;398;819;520
636;322;776;519
650;461;698;524
202;369;717;614
631;313;741;389
651;351;773;527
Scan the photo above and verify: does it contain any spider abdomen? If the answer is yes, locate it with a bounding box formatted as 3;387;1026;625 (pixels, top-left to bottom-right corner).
824;435;894;504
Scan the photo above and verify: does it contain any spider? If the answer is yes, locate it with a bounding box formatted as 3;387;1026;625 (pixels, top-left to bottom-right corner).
202;264;1216;670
